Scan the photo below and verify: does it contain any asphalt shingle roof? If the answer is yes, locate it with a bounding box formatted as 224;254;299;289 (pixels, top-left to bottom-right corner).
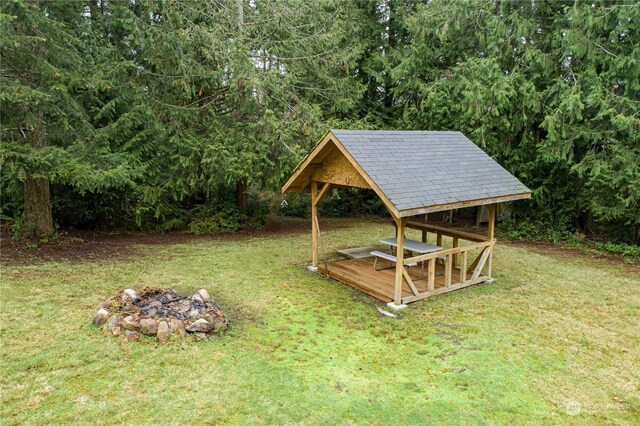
330;129;530;212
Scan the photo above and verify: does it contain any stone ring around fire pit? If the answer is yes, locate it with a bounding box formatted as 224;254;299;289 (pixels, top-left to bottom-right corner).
92;287;228;343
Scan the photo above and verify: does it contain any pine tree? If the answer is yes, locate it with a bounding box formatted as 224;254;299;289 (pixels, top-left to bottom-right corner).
0;0;140;237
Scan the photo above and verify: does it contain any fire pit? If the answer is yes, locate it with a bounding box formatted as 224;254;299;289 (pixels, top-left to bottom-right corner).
92;287;228;342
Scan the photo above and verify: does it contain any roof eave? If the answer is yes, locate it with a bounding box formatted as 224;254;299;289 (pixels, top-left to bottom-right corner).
397;192;532;218
281;129;333;194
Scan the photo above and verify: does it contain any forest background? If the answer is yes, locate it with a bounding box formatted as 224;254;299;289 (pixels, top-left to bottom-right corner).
1;0;638;247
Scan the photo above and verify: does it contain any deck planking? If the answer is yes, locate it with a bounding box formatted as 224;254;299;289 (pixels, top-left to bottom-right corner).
318;258;473;302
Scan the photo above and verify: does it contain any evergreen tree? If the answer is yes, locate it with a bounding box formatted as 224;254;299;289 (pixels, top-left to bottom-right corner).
394;0;639;241
0;0;140;236
1;0;637;242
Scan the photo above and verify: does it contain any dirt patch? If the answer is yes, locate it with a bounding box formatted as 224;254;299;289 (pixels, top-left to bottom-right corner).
0;217;350;266
3;217;635;273
501;238;640;275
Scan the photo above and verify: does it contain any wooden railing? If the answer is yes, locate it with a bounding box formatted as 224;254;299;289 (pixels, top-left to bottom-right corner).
398;222;494;304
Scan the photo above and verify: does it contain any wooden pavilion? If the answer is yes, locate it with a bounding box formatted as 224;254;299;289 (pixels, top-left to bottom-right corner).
282;130;531;309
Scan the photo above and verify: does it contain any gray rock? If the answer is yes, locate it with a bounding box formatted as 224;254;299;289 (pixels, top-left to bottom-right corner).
188;307;203;318
213;319;228;332
157;320;171;343
202;313;215;325
92;308;110;327
139;318;158;336
122;315;139;331
178;300;191;312
170;318;187;338
192;332;208;341
185;318;212;333
197;289;211;303
107;314;124;330
123;289;139;302
191;293;204;303
107;314;124;336
123;330;141;341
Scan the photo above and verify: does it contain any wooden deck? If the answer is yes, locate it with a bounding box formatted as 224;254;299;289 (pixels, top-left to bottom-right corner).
318;258;474;302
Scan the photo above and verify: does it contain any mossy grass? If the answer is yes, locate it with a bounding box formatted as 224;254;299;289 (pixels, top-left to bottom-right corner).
1;218;638;424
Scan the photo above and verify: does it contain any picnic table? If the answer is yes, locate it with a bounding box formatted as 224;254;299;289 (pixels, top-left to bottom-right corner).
371;238;442;278
379;238;441;255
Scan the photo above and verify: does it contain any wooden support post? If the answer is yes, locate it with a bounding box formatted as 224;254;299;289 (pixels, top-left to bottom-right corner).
436;232;442;247
487;204;496;278
452;236;458;266
402;268;419;296
460;251;467;284
428;258;435;292
487;246;494;278
421;229;428;278
488;204;496;241
445;254;453;287
311;181;318;268
393;217;407;306
315;183;331;206
471;248;491;281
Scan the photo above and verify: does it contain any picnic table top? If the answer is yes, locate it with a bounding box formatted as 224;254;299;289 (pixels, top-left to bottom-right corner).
380;238;442;254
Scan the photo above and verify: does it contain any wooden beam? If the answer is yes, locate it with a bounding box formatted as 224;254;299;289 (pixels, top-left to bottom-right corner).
397;192;531;217
487;204;496;278
428;258;435;292
445;254;453;287
487;249;493;279
406;221;488;242
401;276;492;304
393;217;407;305
468;246;486;271
404;240;493;265
313;183;332;207
488;204;496;240
452;236;459;266
460;251;467;284
311;181;318;267
471;247;491;281
402;267;419;296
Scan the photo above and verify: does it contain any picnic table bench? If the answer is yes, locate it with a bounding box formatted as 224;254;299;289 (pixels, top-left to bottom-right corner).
371;238;444;278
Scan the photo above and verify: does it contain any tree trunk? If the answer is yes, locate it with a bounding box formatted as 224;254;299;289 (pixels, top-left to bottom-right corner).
23;173;54;238
23;108;54;238
236;178;247;212
383;0;396;112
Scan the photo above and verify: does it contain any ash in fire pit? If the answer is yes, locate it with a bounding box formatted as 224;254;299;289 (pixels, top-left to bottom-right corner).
92;287;228;342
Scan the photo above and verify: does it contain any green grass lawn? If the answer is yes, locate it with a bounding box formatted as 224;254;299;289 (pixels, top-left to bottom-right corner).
1;218;639;425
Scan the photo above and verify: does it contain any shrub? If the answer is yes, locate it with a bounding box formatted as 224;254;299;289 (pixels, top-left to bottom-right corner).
501;218;573;243
278;192;310;218
245;200;269;229
277;188;386;218
500;218;639;263
188;202;241;234
591;241;640;262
